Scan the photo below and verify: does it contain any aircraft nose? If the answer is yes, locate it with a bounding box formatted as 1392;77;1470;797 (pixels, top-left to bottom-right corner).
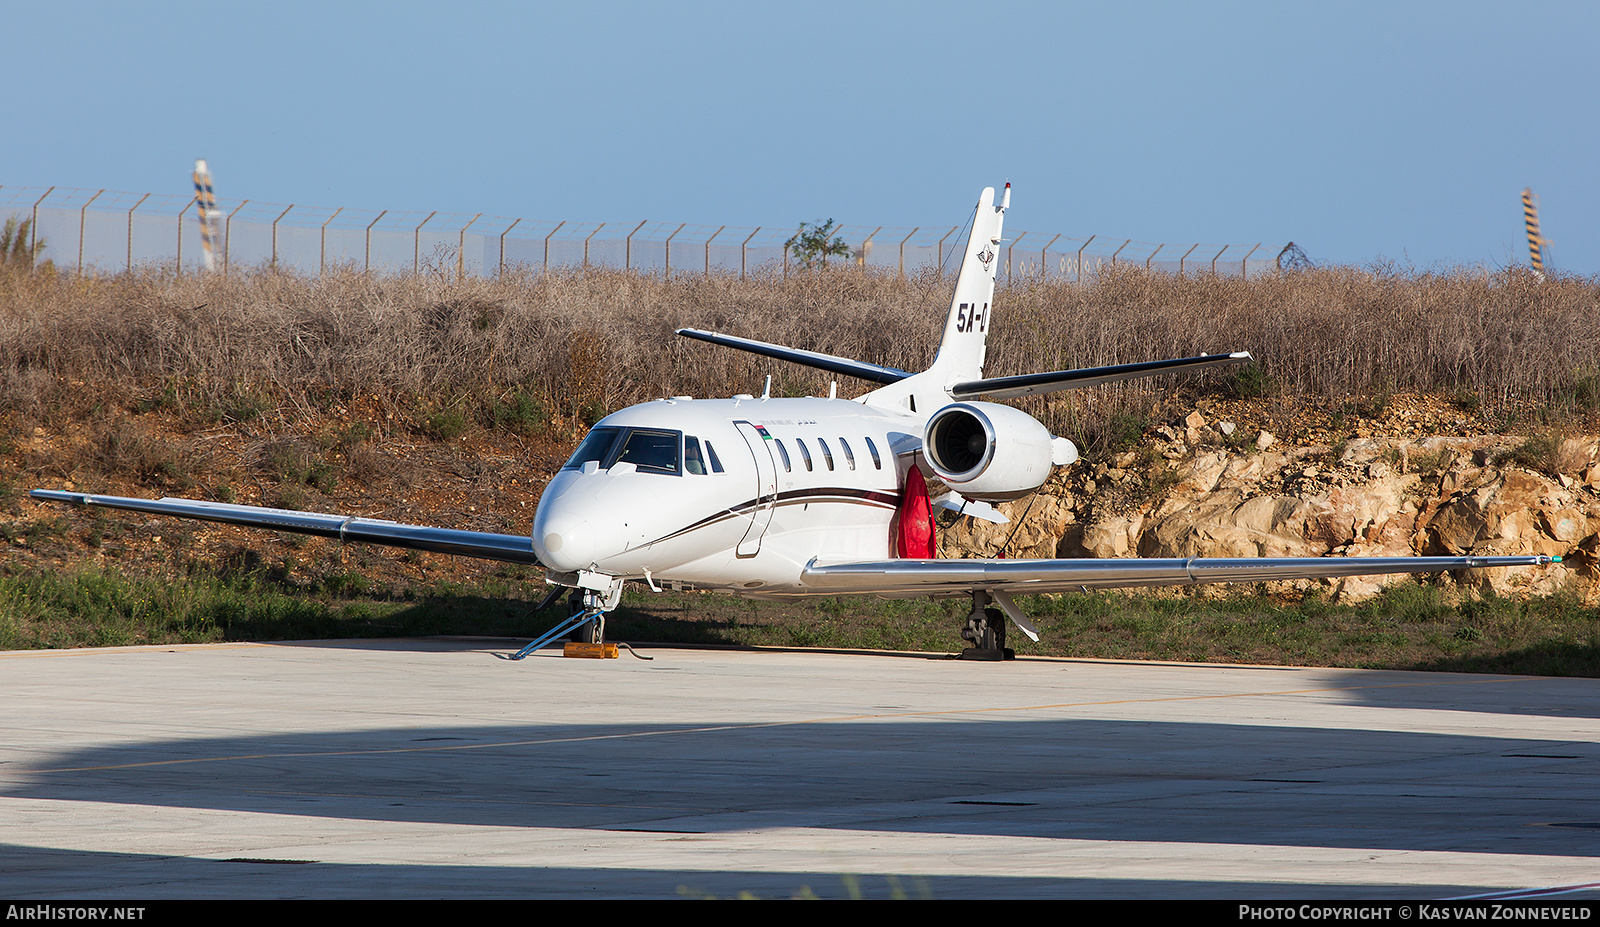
536;514;600;573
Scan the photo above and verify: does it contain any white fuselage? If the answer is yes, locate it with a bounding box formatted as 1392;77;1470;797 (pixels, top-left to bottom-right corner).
531;395;924;595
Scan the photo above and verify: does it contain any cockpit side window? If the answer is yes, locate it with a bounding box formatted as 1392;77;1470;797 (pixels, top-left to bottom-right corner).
684;436;707;475
616;428;682;474
562;427;624;471
704;441;725;473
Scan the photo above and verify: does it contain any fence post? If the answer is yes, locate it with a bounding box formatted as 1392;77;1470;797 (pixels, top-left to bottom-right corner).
27;187;54;264
741;227;759;281
543;221;564;271
663;223;685;275
499;217;521;276
1242;243;1261;277
898;227;918;278
457;213;482;281
856;227;881;269
126;193;149;272
176;198;192;275
413;211;436;274
321;207;343;275
364;210;386;274
1179;243;1198;277
1008;231;1028;280
625;220;647;270
705;225;724;275
223;199;247;277
1146;243;1162;272
271;204;294;270
1041;233;1060;279
1076;235;1095;282
936;226;956;277
78;189;104;274
584;223;606;268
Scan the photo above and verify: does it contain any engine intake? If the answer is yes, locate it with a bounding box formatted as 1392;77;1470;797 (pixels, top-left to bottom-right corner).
924;402;1070;501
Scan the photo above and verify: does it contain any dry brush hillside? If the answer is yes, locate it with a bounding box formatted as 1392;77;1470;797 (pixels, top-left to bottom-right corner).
3;262;1599;601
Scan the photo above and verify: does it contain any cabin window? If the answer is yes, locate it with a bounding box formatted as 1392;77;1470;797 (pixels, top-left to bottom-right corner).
616;428;681;475
839;437;855;470
562;427;624;471
864;436;882;469
796;439;813;472
818;438;834;471
684;436;707;475
773;439;792;472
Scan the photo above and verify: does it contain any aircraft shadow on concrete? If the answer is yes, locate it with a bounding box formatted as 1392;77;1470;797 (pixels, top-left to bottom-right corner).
1322;665;1600;720
10;712;1598;858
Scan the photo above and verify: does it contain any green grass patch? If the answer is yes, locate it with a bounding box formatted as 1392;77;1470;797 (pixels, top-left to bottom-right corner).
2;567;1597;677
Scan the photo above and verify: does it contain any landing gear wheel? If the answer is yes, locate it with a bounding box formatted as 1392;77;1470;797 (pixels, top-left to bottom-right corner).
569;615;605;644
565;589;605;644
959;604;1014;661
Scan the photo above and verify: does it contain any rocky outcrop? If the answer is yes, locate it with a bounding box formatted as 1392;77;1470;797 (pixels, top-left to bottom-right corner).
938;423;1600;602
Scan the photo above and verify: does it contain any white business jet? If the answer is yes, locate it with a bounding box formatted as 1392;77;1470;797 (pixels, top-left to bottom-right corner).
32;184;1557;659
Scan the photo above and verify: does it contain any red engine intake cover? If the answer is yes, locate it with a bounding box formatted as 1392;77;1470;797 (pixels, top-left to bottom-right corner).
895;466;937;559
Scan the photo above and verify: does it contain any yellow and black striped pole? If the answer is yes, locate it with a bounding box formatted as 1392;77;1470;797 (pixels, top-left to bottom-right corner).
1521;187;1548;274
193;159;219;271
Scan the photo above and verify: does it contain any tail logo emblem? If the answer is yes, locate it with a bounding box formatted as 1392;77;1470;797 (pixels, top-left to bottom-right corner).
976;247;995;269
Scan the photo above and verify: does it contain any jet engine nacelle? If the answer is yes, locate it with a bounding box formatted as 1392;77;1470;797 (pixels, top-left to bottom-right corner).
923;402;1076;502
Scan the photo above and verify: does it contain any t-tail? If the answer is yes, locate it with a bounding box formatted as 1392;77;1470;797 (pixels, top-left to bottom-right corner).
673;182;1253;416
859;184;1010;414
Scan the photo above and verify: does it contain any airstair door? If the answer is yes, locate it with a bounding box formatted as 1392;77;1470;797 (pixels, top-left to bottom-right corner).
733;421;779;557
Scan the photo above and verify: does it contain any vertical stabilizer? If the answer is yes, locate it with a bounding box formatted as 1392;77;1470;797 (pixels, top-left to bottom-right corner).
859;184;1010;416
930;184;1007;383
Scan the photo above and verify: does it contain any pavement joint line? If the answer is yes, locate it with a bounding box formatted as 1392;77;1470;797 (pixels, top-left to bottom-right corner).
20;675;1539;776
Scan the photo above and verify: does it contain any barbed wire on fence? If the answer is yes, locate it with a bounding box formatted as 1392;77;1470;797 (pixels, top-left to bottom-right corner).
0;184;1284;282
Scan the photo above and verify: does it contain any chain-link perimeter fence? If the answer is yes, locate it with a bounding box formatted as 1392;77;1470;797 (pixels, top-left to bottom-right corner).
2;185;1283;281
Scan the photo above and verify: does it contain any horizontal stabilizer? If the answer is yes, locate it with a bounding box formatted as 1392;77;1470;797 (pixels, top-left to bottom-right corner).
677;328;911;385
951;352;1253;400
30;490;543;565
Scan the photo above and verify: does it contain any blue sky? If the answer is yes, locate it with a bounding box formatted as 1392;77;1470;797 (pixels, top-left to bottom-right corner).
5;1;1596;273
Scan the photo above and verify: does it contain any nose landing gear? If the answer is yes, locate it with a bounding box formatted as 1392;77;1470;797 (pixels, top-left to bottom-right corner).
510;574;623;660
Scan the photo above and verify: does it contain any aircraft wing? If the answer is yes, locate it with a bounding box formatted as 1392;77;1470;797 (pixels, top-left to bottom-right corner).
801;553;1559;595
676;328;912;385
950;352;1253;400
29;490;542;565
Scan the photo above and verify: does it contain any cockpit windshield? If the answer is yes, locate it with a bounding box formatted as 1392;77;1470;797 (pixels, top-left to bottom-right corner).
616;429;680;474
562;427;624;471
561;426;683;475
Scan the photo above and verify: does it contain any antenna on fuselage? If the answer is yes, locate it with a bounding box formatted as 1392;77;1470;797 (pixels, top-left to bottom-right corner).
762;375;772;400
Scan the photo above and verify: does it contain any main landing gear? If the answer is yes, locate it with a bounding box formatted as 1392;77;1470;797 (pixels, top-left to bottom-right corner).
959;589;1014;661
